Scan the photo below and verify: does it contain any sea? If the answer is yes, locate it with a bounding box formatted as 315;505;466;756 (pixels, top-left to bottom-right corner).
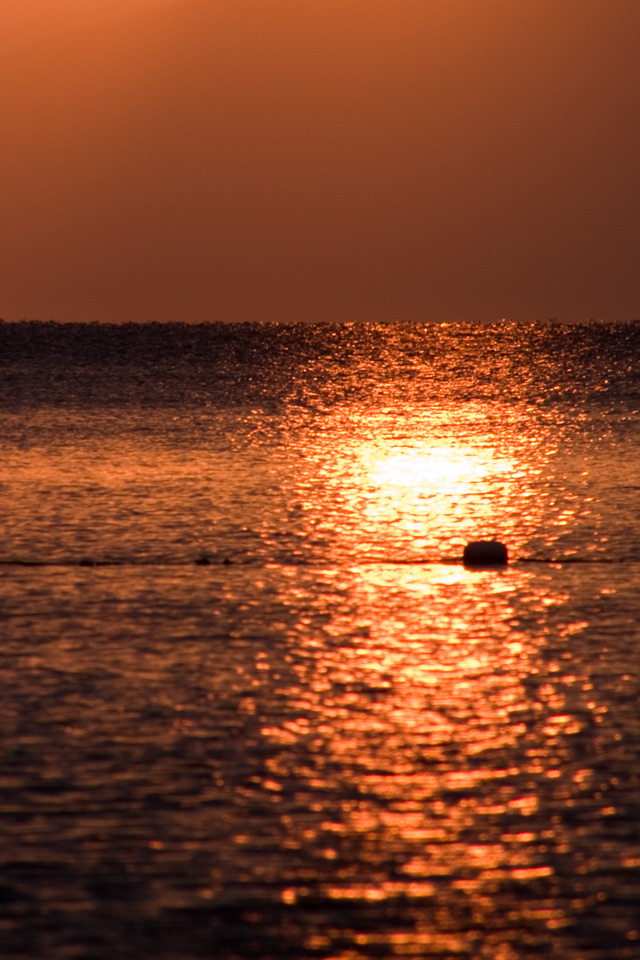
1;319;640;960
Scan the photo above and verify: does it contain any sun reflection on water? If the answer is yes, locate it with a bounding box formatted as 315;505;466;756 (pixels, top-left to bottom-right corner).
303;414;540;563
367;446;494;489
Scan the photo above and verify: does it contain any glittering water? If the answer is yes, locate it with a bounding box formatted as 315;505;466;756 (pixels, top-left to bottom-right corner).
1;320;640;959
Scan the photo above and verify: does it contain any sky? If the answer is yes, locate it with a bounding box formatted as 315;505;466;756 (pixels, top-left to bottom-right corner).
1;0;639;324
0;0;173;55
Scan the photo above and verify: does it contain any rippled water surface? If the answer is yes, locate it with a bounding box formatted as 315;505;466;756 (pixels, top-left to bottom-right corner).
1;321;640;958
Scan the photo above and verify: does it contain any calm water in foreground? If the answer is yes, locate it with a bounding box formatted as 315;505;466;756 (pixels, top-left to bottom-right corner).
1;320;640;959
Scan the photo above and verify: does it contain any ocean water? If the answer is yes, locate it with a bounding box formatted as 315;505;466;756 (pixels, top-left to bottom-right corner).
1;319;640;959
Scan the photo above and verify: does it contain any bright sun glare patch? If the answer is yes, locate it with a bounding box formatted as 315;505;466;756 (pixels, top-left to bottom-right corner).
369;448;490;490
354;443;521;551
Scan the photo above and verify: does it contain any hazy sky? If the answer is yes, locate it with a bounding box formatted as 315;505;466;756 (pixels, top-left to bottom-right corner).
1;0;639;323
0;0;173;55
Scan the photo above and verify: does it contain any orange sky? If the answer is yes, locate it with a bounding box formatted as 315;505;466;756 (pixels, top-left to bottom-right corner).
0;0;173;55
1;0;639;323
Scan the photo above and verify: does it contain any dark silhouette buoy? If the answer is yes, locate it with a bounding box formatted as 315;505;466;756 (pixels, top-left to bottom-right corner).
463;540;508;567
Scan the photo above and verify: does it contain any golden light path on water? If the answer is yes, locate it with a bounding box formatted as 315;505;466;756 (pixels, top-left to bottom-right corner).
255;556;594;955
246;408;605;955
